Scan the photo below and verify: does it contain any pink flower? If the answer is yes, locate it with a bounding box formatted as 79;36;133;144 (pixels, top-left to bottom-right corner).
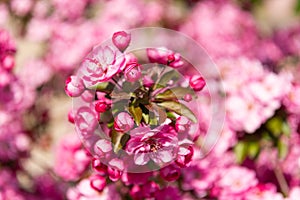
54;134;90;181
154;187;182;200
94;139;112;158
121;172;152;185
160;164;181;182
175;145;194;168
147;47;184;68
217;166;258;195
189;75;206;92
114;112;134;133
126;125;178;166
65;75;85;97
10;0;33;16
75;106;99;136
124;62;141;82
94;96;112;113
92;158;108;176
112;31;131;52
80;46;125;87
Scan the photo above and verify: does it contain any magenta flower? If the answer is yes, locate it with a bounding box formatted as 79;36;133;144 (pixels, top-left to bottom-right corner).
80;46;125;87
175;116;192;133
65;75;85;97
89;174;106;192
112;31;131;52
126;125;178;166
160;164;181;182
114;112;134;133
147;47;184;68
189;75;206;92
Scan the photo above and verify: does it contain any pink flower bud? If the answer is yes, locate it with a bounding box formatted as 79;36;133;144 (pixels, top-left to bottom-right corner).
189;75;206;92
175;116;191;133
92;158;107;176
108;159;124;182
89;174;106;192
112;31;131;52
124;62;141;82
114;112;134;133
68;110;75;124
65;75;85;97
159;164;181;182
75;106;98;136
2;55;14;71
94;139;112;157
143;75;154;88
175;146;194;168
183;94;192;102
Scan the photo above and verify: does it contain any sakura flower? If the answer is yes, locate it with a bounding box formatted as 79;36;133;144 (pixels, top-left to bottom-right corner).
112;31;131;52
126;125;178;166
175;116;192;133
160;164;181;182
154;187;182;200
80;46;125;87
147;47;184;68
108;158;124;182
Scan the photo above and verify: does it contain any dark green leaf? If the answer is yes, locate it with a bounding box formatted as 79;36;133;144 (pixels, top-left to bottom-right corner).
155;87;195;101
157;101;197;123
296;0;300;14
266;117;283;137
111;131;130;153
142;113;150;124
155;70;180;89
129;105;143;126
93;82;115;93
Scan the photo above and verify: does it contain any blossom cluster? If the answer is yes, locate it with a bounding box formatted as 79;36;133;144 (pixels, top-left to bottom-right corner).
1;0;300;199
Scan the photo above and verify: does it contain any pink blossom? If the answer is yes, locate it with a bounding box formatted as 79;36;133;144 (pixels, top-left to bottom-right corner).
160;164;181;182
94;96;111;113
10;0;33;16
114;112;134;133
65;76;85;97
80;46;125;87
147;47;184;68
126;125;178;166
180;0;258;59
75;106;99;136
54;134;90;181
121;172;152;185
189;75;206;92
129;181;159;199
94;139;112;158
92;158;108;176
108;158;124;182
89;174;106;192
112;31;131;52
154;187;182;200
52;0;89;20
217;166;258;195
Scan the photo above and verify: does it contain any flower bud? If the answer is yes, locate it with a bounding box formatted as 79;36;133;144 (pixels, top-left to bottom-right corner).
175;116;191;133
2;55;14;71
112;31;131;52
108;159;124;182
143;75;154;88
124;62;141;82
159;164;181;182
92;158;107;176
183;94;192;102
114;112;134;133
175;146;194;168
189;75;206;92
68;110;75;124
90;174;106;192
65;75;85;97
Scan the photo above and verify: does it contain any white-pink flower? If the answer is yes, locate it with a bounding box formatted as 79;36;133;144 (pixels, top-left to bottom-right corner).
80;46;125;87
126;125;178;166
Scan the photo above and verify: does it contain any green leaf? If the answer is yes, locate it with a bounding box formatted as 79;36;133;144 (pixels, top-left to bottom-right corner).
157;101;197;123
296;0;300;14
129;105;143;126
93;82;115;93
266;117;283;137
142;113;150;124
155;87;195;101
278;139;288;159
248;142;260;159
234;141;248;164
282;122;291;136
111;131;130;153
155;70;180;89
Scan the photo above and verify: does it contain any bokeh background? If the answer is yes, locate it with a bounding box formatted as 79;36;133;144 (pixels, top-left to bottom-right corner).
1;0;300;199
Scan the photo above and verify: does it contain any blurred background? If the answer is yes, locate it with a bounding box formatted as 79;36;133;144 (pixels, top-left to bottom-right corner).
1;0;300;199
